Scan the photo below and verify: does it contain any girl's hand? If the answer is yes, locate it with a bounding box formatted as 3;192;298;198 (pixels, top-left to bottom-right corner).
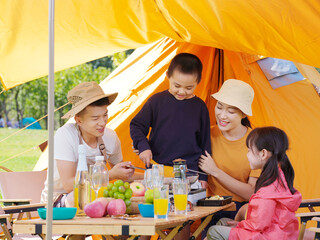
226;220;239;228
139;149;152;167
199;150;219;177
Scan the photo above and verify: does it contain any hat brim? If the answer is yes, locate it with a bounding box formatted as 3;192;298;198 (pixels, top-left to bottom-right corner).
61;92;118;119
211;92;252;116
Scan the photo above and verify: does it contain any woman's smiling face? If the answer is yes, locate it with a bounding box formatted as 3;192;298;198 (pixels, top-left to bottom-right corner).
215;101;245;132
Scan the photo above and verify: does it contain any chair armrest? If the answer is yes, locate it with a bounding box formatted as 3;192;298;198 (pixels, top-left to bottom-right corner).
312;217;320;222
0;199;31;206
3;203;46;214
299;199;320;212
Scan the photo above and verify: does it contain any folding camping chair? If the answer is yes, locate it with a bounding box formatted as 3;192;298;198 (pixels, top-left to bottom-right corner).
0;166;47;221
0;213;12;240
296;198;320;240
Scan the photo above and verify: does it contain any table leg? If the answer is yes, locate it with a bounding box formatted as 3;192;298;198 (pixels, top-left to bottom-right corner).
156;229;167;239
1;223;12;240
298;222;306;240
189;214;214;240
158;223;183;240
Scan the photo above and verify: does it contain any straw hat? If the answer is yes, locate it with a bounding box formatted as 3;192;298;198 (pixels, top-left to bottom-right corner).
211;79;254;116
62;82;118;119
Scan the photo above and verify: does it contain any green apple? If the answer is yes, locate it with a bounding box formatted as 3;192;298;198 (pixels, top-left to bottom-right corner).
144;189;161;203
144;189;154;203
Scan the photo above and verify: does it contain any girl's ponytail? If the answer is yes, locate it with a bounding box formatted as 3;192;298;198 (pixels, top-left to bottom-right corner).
280;153;296;194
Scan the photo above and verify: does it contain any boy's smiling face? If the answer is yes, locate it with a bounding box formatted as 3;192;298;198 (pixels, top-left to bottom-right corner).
168;70;198;100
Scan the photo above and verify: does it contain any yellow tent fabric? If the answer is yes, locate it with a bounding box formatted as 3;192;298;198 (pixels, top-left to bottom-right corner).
2;0;320;89
97;38;320;199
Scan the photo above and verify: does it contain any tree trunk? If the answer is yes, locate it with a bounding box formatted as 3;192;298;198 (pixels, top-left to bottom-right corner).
14;88;22;128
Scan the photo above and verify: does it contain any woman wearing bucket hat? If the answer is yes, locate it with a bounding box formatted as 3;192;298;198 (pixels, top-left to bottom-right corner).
41;82;137;207
198;79;260;238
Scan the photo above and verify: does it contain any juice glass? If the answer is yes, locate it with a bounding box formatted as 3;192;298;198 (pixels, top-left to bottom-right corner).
152;164;164;187
153;185;169;219
173;181;188;215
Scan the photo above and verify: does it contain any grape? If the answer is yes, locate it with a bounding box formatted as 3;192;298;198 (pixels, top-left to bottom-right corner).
107;183;114;190
114;180;124;187
114;192;119;199
108;191;114;198
118;193;125;200
103;189;109;198
118;186;126;193
124;199;131;207
124;182;130;189
111;186;118;193
124;190;132;199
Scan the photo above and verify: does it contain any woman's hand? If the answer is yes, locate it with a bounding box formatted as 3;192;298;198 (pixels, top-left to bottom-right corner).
200;180;208;189
199;150;219;177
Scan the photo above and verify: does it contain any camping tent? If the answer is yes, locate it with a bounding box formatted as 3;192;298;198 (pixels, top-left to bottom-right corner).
1;0;320;89
1;0;320;205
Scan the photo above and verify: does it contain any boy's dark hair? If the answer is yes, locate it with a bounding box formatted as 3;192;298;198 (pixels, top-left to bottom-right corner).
246;126;296;195
167;53;203;83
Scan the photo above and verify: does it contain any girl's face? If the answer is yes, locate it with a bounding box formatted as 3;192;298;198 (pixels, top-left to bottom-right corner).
215;101;246;132
168;70;198;100
247;145;264;170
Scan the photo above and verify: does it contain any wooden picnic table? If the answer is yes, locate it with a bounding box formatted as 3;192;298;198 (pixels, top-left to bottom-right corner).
13;203;235;240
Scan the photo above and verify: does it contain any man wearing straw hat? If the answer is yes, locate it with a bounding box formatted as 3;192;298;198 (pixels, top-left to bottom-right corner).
41;82;137;207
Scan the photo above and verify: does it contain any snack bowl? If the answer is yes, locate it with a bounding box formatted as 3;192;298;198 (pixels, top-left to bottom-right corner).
138;203;154;218
38;207;77;220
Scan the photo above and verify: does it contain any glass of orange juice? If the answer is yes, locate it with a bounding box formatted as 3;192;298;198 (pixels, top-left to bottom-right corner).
173;180;188;215
153;185;169;220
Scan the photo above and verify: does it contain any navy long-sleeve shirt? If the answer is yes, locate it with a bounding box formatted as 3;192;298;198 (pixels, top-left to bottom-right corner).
130;90;211;181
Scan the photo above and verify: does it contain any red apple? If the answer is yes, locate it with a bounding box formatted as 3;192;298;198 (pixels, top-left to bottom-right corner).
107;199;126;216
95;197;112;216
84;201;105;218
130;182;146;197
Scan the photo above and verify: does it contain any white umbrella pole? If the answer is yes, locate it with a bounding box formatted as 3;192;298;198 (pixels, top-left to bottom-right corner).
46;0;55;239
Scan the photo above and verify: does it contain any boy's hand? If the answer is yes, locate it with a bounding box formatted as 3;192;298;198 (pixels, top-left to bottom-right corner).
139;149;152;167
131;144;139;155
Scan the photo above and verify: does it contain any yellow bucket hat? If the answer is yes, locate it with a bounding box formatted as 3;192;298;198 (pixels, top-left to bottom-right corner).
211;79;254;116
62;82;118;119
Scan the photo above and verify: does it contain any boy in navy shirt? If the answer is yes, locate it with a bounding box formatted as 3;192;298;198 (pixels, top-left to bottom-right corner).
130;53;211;187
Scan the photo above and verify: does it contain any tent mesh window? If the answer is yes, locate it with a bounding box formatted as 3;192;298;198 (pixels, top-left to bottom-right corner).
257;57;305;89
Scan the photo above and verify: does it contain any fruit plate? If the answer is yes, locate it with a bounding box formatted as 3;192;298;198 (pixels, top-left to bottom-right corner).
197;196;232;206
38;207;77;220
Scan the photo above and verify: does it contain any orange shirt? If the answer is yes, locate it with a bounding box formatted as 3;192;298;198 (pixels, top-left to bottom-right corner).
207;126;260;202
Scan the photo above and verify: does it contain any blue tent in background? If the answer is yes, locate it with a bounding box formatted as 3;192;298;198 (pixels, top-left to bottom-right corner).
22;117;42;129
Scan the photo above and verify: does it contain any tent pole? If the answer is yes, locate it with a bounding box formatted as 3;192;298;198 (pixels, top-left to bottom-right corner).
46;0;55;239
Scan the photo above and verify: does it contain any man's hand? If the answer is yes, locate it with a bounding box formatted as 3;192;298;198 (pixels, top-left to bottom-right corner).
139;149;152;167
109;162;135;181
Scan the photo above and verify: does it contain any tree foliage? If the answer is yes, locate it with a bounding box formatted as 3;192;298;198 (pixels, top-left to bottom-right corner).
0;50;132;129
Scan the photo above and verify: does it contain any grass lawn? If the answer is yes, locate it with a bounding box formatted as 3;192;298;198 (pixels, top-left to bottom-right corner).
0;128;48;172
